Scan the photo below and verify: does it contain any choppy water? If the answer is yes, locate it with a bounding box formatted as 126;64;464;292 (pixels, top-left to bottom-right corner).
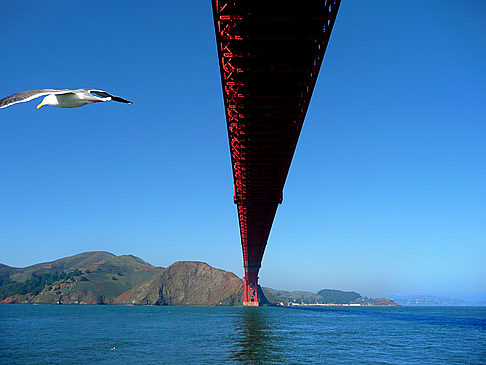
1;305;485;364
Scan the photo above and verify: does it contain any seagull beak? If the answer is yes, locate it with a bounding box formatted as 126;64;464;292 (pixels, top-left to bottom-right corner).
36;103;44;109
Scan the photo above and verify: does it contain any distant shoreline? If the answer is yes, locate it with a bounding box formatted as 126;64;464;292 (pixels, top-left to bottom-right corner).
279;302;398;307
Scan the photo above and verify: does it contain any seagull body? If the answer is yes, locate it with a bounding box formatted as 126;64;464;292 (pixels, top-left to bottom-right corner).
0;89;132;109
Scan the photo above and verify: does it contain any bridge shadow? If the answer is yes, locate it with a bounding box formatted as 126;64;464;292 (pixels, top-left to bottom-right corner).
230;308;283;363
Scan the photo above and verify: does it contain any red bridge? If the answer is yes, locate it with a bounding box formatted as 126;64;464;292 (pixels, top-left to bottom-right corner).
212;0;341;306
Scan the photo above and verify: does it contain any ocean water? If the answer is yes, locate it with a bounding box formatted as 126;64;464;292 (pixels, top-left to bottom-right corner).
0;305;485;364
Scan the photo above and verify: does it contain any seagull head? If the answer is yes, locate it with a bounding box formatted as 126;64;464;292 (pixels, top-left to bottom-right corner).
37;94;57;109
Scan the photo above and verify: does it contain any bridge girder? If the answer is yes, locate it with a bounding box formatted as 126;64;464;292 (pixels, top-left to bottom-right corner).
212;0;340;306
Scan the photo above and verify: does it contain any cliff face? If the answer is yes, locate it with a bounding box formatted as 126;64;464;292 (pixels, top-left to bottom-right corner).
114;261;244;306
158;261;243;306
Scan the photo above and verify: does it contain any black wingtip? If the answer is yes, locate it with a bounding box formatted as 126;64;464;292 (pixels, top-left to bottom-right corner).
111;96;132;104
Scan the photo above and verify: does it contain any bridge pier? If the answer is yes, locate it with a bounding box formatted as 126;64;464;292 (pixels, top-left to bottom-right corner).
243;270;259;306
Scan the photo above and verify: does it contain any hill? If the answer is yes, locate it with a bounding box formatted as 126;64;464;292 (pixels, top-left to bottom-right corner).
317;289;361;304
0;252;161;304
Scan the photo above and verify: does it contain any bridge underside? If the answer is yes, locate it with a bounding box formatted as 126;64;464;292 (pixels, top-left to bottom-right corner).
212;0;340;305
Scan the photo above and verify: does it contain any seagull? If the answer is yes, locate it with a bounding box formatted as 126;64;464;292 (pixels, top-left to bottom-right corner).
0;89;132;109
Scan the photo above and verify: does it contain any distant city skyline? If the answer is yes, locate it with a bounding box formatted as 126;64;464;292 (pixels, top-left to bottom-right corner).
1;0;484;298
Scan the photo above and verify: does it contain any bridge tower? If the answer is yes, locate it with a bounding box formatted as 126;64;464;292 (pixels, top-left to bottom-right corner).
212;0;340;306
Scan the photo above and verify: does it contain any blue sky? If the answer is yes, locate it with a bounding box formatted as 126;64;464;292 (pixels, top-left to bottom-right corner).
0;0;484;298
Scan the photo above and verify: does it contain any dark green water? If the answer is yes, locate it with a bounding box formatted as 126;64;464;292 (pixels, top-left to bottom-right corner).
1;305;485;364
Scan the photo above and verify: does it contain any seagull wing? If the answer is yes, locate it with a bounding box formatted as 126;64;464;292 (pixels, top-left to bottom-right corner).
87;89;133;104
0;89;72;109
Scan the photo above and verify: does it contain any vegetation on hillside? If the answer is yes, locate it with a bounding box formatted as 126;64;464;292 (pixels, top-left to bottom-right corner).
317;289;361;304
0;270;82;300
